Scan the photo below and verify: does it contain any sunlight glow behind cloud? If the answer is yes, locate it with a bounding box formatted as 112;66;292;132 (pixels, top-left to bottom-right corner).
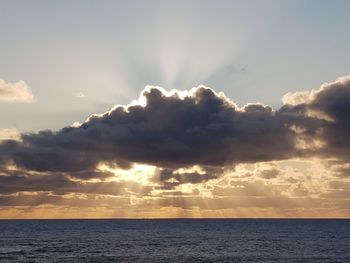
1;75;350;218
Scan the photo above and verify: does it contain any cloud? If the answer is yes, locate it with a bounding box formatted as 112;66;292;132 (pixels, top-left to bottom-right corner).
151;166;222;189
259;168;281;179
212;181;277;197
0;86;303;178
0;128;20;141
0;79;34;103
0;192;131;208
0;170;152;196
2;75;350;178
1;75;350;214
282;90;315;106
75;91;86;98
281;76;350;165
226;65;247;74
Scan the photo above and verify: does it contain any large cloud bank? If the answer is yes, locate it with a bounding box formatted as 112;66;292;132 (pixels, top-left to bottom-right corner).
1;77;350;177
1;76;350;207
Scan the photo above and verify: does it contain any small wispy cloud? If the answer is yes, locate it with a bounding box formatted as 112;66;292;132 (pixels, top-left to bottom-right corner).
0;79;35;103
75;91;86;98
226;65;247;74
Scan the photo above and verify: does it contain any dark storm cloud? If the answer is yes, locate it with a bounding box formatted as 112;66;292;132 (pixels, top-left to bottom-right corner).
0;170;152;196
0;192;131;207
1;75;350;187
0;86;302;176
281;76;350;165
309;78;350;160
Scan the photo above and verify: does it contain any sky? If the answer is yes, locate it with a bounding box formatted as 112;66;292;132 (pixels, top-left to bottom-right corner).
0;0;350;218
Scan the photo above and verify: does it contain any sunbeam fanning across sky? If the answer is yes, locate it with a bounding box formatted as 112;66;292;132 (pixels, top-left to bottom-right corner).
1;0;350;222
2;1;350;261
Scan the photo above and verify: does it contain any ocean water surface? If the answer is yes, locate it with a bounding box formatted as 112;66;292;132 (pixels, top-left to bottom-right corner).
0;219;349;262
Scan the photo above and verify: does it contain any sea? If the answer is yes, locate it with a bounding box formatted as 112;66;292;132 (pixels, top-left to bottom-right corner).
0;219;349;262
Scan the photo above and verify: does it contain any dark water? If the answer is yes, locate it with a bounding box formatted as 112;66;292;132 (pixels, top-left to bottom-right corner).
0;219;349;262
